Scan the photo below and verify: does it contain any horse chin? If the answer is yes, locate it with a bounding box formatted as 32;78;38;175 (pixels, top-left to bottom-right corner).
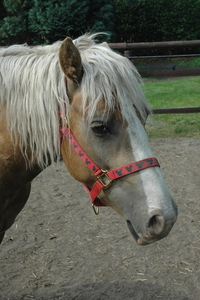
126;220;150;246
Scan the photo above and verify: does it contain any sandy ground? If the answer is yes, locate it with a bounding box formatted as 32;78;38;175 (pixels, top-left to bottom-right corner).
0;137;199;300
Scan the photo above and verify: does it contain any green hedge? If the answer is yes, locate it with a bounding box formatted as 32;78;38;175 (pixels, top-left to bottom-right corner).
0;0;200;45
0;0;115;45
115;0;200;42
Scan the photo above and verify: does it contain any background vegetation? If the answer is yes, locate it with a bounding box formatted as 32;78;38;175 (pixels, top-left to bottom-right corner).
115;0;200;42
0;0;199;138
144;77;200;138
0;0;200;45
0;0;115;44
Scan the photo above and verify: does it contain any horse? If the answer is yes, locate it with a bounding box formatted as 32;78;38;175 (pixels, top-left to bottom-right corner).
0;33;177;246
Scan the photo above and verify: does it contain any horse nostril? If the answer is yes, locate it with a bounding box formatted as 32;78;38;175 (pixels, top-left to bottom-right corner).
148;215;165;235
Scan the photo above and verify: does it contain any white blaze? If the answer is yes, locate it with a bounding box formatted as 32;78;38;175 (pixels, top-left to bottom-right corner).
127;118;174;216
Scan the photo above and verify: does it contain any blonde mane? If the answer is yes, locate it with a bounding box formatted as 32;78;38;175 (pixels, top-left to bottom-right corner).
0;33;150;167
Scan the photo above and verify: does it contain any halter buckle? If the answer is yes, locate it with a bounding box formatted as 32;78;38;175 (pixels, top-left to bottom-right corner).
96;170;114;189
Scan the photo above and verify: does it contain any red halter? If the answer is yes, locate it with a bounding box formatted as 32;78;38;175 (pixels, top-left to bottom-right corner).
60;125;160;214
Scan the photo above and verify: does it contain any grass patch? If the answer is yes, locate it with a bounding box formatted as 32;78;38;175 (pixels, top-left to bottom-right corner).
143;77;200;138
172;57;200;69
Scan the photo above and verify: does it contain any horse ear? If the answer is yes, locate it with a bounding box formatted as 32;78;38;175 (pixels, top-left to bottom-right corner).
59;37;83;84
101;42;110;48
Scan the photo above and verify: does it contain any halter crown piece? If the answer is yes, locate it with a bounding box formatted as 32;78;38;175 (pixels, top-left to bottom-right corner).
60;123;160;215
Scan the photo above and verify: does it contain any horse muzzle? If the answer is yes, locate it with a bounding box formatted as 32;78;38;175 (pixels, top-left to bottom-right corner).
126;207;178;246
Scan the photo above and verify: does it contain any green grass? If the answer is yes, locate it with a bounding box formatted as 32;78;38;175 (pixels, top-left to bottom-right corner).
142;77;200;138
172;57;200;69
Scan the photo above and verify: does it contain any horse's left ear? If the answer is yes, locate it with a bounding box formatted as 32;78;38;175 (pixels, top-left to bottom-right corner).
59;37;83;84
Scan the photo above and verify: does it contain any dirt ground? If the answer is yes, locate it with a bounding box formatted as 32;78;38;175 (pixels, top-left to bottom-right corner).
0;137;199;300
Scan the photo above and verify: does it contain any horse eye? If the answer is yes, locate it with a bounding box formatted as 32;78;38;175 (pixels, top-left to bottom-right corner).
91;122;109;134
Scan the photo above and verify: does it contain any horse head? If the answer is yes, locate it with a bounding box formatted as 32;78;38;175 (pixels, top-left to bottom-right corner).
59;36;178;246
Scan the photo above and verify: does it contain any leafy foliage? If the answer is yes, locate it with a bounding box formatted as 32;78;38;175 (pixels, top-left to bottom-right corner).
0;0;33;44
0;0;200;45
0;0;115;45
115;0;200;42
86;1;115;38
28;0;88;44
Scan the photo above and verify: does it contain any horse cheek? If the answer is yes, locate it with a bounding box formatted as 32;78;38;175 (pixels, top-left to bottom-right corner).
61;139;95;186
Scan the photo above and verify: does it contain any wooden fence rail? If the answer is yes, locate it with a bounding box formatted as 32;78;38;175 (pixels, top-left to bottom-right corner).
109;40;200;52
152;107;200;114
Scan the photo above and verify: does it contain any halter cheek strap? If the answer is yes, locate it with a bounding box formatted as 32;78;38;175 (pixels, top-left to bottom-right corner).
60;126;160;213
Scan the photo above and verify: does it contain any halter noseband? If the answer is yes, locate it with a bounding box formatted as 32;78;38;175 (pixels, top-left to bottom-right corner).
60;125;160;215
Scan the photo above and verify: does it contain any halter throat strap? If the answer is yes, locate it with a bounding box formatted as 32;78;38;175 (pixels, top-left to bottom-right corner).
60;126;160;211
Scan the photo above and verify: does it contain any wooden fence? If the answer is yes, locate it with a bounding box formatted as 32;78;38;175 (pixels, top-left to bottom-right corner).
109;40;200;115
109;39;200;78
109;40;200;56
152;107;200;114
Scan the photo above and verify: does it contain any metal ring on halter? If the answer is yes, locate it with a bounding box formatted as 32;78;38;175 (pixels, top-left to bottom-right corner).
92;204;99;215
